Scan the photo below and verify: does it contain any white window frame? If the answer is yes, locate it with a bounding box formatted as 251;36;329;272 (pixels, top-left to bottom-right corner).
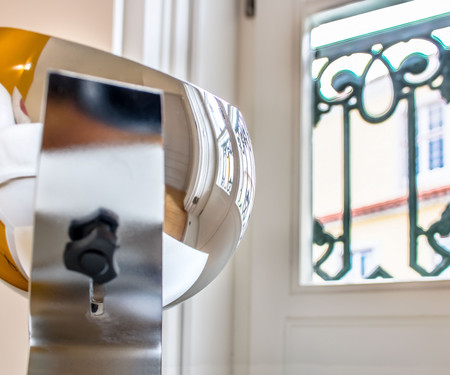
294;0;450;293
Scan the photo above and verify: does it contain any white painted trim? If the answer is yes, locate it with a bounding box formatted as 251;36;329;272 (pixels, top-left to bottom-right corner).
159;0;173;72
170;0;193;80
142;0;164;69
112;0;124;56
117;3;241;375
162;304;184;375
120;0;145;63
131;0;194;80
114;3;190;374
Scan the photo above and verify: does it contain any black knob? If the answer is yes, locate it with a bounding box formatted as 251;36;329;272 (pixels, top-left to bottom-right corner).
64;208;119;284
68;208;119;241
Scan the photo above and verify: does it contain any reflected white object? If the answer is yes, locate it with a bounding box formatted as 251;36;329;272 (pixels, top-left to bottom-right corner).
162;233;208;306
0;122;208;306
0;83;15;127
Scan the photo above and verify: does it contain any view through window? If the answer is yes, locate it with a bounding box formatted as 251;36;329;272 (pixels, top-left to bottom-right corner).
310;0;450;283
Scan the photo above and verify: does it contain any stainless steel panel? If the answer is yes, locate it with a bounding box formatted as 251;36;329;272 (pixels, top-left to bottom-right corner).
28;71;164;375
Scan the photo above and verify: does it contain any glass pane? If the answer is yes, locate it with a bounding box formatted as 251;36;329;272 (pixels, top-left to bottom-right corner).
308;1;450;284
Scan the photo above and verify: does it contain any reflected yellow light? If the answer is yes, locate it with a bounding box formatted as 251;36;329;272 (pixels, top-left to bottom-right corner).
12;62;32;71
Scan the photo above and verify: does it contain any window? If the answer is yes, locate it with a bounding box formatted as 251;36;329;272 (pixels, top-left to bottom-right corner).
309;1;450;284
423;104;445;171
353;248;375;279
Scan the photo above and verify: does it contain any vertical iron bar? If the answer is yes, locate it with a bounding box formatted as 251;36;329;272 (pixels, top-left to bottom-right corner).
407;92;426;275
335;105;352;279
343;106;351;273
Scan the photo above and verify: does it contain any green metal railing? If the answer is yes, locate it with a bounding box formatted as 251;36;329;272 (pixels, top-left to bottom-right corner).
312;13;450;280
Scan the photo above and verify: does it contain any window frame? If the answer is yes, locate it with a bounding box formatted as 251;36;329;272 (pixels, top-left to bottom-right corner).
293;0;450;294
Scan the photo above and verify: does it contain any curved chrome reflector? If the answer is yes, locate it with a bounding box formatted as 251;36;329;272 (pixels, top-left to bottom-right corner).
0;28;255;307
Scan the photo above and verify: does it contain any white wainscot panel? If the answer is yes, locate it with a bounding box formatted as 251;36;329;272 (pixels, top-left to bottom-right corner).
285;316;450;375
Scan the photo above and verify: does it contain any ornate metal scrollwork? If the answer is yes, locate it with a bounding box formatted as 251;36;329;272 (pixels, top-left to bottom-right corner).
312;13;450;280
313;219;348;280
416;204;450;275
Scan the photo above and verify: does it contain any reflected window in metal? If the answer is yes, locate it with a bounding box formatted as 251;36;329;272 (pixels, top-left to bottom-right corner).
426;105;444;170
205;93;227;135
308;2;450;283
205;93;234;194
229;106;256;232
216;129;234;195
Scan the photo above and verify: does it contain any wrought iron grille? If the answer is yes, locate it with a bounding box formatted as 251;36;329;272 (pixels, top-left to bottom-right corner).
312;12;450;281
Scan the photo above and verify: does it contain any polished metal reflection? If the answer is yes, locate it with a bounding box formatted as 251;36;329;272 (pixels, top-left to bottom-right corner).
0;27;255;306
28;72;164;374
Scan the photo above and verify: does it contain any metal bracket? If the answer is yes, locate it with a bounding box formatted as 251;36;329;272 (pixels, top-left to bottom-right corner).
246;0;256;18
28;71;164;375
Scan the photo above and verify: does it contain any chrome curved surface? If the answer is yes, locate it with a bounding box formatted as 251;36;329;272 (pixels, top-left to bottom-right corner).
0;27;255;306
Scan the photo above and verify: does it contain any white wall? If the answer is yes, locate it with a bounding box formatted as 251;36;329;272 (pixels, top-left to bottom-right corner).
0;0;114;51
